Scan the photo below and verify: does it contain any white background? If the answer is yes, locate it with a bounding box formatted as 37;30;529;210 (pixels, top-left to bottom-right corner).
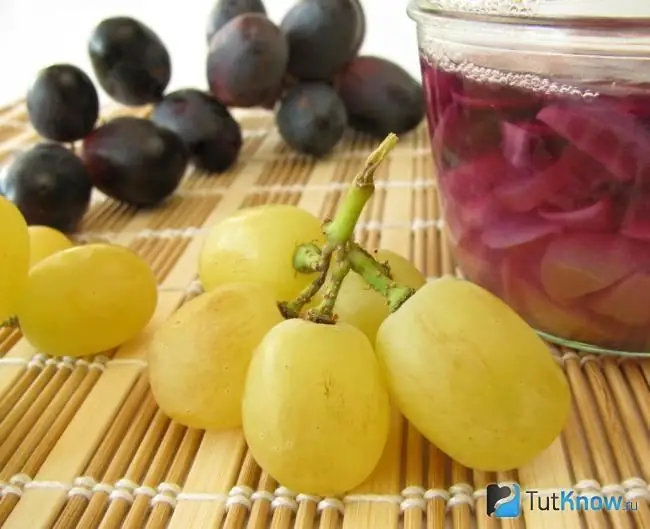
0;0;421;107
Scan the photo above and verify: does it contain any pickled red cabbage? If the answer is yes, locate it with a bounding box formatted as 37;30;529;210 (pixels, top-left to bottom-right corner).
420;57;460;123
500;121;555;170
432;104;502;161
493;158;570;212
422;59;650;351
538;198;615;232
537;104;650;183
451;234;502;293
481;214;561;249
621;192;650;241
514;279;631;348
454;81;539;110
589;273;650;326
539;235;639;301
441;151;514;204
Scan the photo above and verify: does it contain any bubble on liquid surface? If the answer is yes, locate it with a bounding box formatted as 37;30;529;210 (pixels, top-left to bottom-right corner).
420;52;600;101
423;0;540;16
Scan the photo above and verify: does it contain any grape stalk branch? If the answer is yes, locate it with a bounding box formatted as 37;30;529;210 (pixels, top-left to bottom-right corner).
279;133;417;323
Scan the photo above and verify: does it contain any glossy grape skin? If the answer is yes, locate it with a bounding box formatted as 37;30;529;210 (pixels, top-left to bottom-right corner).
17;244;158;357
1;143;93;232
242;318;390;495
336;56;425;138
307;249;426;342
276;83;347;157
206;14;288;108
27;64;99;142
151;89;242;174
88;17;171;106
206;0;267;43
148;282;283;431
280;0;364;81
81;117;189;207
199;204;325;301
0;197;29;322
28;226;73;268
375;276;571;471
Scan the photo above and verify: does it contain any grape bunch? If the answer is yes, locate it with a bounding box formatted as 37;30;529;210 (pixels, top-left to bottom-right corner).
3;16;243;233
205;0;426;156
147;134;572;496
0;196;158;357
3;1;425;233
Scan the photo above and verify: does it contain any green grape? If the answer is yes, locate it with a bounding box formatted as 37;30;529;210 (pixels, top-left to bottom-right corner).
375;275;571;472
148;282;284;431
242;318;390;496
307;248;426;342
0;197;29;322
28;225;74;268
199;204;326;301
17;243;158;357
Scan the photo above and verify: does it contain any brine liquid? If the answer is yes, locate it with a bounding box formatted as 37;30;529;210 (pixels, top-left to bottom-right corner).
421;54;650;353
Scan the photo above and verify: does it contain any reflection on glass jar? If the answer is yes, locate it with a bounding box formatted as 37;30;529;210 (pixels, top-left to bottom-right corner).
408;0;650;354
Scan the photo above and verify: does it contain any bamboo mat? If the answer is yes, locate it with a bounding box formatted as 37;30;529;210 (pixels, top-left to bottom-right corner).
0;100;648;529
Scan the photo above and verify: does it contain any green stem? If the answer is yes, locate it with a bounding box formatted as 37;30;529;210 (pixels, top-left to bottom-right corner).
280;245;333;318
348;244;415;312
307;246;350;324
281;133;404;323
0;316;18;329
293;243;322;273
324;133;398;246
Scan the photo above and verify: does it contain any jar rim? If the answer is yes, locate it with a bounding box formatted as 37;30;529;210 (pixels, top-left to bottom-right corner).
406;0;650;29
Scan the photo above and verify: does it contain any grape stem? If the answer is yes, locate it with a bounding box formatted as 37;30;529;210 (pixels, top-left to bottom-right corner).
292;243;322;273
323;133;398;246
307;247;350;324
348;244;415;312
285;132;418;323
0;316;19;329
279;244;332;318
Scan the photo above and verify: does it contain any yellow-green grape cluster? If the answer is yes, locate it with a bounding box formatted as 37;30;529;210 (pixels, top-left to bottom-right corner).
146;137;571;496
0;197;30;322
0;195;158;358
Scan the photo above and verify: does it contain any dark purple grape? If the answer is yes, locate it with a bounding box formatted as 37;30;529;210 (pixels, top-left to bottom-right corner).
151;89;242;174
280;0;365;82
88;17;171;106
207;14;288;108
1;143;92;232
206;0;267;43
336;56;425;138
26;64;99;142
276;83;347;157
350;0;365;56
81;117;188;207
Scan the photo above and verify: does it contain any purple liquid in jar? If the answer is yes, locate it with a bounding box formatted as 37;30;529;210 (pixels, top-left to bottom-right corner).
420;53;650;352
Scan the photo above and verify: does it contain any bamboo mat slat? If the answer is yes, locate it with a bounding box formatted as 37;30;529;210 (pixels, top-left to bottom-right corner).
0;100;647;529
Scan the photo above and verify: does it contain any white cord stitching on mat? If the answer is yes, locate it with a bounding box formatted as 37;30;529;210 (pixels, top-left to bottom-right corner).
1;477;648;509
0;354;147;371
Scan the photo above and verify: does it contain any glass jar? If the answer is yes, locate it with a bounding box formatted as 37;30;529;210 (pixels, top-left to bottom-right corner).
408;0;650;355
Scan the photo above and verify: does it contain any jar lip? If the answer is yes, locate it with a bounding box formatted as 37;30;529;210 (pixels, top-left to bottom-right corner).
407;0;650;29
